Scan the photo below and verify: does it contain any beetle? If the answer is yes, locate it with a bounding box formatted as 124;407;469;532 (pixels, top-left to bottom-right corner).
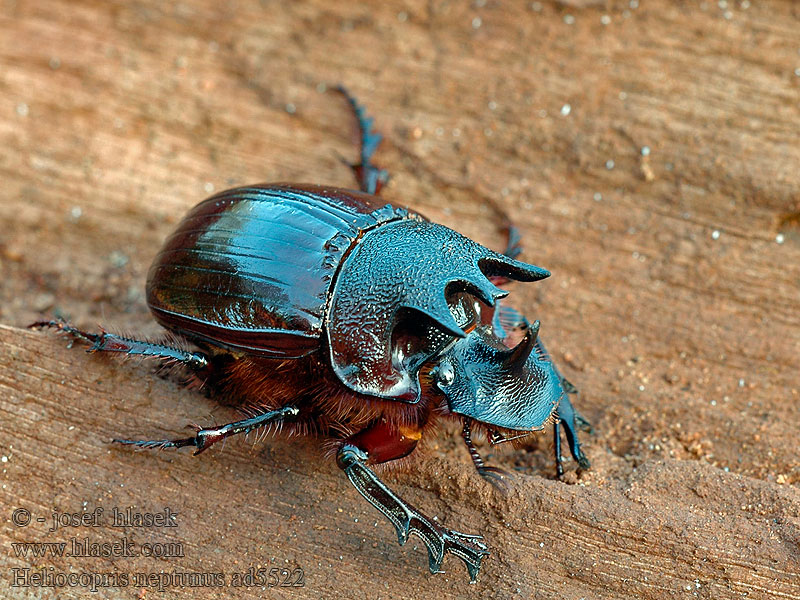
32;88;590;582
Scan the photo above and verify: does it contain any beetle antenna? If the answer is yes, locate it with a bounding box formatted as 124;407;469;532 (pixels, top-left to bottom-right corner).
487;429;530;445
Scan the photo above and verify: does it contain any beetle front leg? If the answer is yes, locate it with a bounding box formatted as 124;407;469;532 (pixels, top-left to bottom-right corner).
114;406;299;455
336;443;488;582
536;339;592;476
553;385;592;477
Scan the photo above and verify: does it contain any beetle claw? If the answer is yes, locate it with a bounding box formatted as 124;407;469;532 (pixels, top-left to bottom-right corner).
576;413;593;434
338;444;489;582
428;529;489;582
477;466;513;493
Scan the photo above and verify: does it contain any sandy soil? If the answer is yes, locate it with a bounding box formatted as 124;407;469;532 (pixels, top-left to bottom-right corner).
1;1;799;599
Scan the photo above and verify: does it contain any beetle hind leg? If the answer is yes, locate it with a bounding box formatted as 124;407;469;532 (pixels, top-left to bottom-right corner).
114;406;299;455
29;319;209;372
336;85;389;195
484;191;524;288
336;444;488;582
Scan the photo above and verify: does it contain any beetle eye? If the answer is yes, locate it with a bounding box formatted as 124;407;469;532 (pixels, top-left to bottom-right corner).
435;361;455;387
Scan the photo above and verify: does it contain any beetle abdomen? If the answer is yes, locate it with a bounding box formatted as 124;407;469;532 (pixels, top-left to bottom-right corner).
146;184;407;357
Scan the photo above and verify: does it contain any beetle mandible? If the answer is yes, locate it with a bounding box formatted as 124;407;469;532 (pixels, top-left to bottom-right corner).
32;87;590;582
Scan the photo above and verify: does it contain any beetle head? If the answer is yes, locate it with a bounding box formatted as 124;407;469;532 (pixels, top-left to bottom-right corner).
430;319;562;431
326;219;549;403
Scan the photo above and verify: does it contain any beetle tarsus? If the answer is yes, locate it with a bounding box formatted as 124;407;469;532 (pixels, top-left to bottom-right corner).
462;419;512;492
335;85;389;195
483;191;523;287
554;394;591;477
114;406;299;456
114;437;198;451
29;318;209;371
337;444;488;582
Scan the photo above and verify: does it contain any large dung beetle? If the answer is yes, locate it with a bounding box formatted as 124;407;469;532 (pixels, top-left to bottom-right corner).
33;88;590;582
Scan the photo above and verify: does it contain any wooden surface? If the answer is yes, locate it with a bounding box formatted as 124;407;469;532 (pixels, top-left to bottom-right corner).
1;1;799;599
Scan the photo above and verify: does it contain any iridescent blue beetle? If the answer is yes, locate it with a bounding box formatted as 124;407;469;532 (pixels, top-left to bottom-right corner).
33;88;590;582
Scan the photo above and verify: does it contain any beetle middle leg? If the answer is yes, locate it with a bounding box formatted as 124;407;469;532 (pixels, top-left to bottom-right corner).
336;85;389;195
114;406;299;455
337;420;489;582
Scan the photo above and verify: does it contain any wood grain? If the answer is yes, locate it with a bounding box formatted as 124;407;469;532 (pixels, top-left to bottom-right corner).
1;1;799;598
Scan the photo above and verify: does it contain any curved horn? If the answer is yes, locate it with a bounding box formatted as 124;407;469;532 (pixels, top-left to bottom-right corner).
479;253;550;283
503;320;540;368
327;217;551;403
